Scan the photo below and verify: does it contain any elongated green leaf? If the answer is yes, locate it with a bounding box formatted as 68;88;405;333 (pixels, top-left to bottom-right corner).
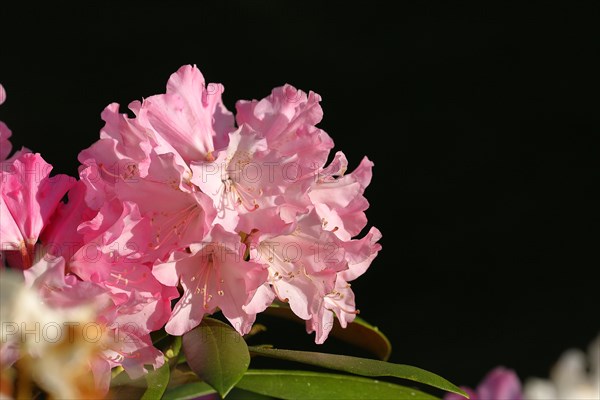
182;317;250;398
248;346;467;398
332;316;392;361
162;382;277;400
141;362;170;400
162;381;215;400
263;303;392;360
227;388;279;399
236;369;439;400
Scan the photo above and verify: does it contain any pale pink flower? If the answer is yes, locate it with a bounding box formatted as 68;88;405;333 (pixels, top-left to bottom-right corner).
139;64;234;163
74;64;382;344
79;149;216;262
243;210;347;324
0;83;6;105
77;103;154;209
307;152;374;241
42;182;175;325
236;84;333;171
307;226;382;343
24;255;167;394
0;153;75;268
113;154;216;262
154;224;267;336
190;124;295;233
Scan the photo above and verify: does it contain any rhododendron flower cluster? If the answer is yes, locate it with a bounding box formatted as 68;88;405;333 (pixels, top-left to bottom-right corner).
0;67;381;392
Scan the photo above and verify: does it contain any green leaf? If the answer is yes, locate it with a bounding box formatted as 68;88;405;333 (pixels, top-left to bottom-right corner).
263;303;392;360
248;347;467;398
162;382;277;400
236;369;440;400
227;388;279;399
141;362;170;400
162;381;216;400
332;316;392;361
182;317;250;398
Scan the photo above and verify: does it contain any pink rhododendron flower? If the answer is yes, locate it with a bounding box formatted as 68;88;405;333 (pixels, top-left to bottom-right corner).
139;65;234;163
24;255;167;394
0;153;75;268
0;121;12;161
307;226;382;343
307;153;374;241
190;124;296;232
75;64;381;343
243;208;381;343
244;210;346;321
1;64;383;399
154;224;267;335
236;84;333;171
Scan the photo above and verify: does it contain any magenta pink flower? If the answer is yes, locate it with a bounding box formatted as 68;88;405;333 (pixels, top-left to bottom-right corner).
0;120;12;161
0;153;75;268
445;367;523;400
40;180;97;260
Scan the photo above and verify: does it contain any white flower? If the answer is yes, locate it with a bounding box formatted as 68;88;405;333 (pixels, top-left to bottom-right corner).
0;270;102;399
524;334;600;400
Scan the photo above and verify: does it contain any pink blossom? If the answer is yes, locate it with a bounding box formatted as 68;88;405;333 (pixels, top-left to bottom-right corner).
307;153;374;241
0;153;75;268
243;210;345;326
0;120;12;161
138;64;234;163
24;255;167;394
190;124;295;233
57;197;179;332
154;224;267;336
242;208;381;343
236;84;333;171
307;226;382;343
444;367;523;400
73;64;382;342
114;161;216;262
40;180;97;260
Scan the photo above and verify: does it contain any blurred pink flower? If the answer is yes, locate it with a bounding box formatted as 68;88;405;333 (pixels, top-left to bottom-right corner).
445;367;523;400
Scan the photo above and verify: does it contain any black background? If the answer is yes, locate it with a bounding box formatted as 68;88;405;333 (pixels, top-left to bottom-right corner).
1;1;598;388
